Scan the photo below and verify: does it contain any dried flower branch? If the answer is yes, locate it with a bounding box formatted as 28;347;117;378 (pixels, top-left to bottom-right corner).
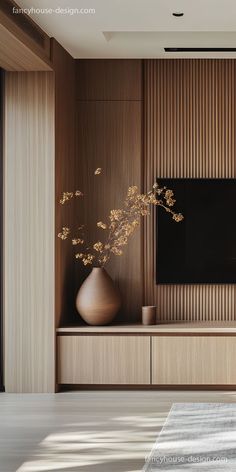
60;192;73;205
58;227;70;240
58;168;184;267
72;238;84;245
97;221;107;229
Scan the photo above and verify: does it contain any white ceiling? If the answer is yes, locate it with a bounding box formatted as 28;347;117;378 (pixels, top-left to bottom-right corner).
17;0;236;58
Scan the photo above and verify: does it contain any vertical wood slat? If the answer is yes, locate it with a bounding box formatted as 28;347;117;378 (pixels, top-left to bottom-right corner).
4;72;55;392
144;59;236;322
52;40;77;329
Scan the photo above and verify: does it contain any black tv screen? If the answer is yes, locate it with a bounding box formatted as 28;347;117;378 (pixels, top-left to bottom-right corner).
156;178;236;284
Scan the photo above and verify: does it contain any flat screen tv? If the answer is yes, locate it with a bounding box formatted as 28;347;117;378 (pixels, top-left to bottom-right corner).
156;178;236;284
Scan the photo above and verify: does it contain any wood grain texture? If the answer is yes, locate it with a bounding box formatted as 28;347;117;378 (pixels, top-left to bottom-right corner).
76;99;142;322
0;20;52;71
56;322;236;334
144;59;236;322
152;336;236;384
76;59;142;101
58;335;150;384
4;71;55;392
51;40;77;328
0;4;51;65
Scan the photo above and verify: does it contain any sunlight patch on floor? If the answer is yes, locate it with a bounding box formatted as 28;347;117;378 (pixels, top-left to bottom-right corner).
15;413;163;472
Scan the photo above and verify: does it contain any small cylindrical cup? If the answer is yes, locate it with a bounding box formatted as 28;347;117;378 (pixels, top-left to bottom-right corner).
142;306;156;325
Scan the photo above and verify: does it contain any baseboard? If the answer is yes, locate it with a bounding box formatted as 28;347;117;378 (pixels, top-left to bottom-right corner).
58;384;236;392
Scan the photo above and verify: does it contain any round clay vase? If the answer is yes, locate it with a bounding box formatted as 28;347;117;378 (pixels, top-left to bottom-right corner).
76;267;121;325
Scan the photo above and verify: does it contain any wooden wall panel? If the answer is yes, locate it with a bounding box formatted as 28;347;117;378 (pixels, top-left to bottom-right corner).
0;15;52;71
52;40;77;328
76;101;142;321
144;59;236;322
76;59;142;100
4;72;55;392
75;60;143;322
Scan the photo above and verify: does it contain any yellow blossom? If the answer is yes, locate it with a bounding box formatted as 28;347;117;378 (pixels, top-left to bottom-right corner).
99;255;109;265
75;253;84;259
165;189;174;198
58;227;70;240
82;254;95;266
140;208;150;216
58;175;183;268
166;198;176;207
114;236;128;246
72;238;84;245
121;222;139;236
172;213;184;222
97;221;107;229
111;247;123;256
93;241;103;252
164;189;175;206
127;186;138;197
139;194;150;204
148;193;158;204
60;192;73;204
109;209;123;221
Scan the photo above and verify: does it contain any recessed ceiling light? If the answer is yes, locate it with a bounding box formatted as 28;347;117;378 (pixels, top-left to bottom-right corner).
165;47;236;52
172;12;184;17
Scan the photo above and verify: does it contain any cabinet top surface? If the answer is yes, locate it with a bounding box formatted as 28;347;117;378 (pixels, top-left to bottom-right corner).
57;322;236;334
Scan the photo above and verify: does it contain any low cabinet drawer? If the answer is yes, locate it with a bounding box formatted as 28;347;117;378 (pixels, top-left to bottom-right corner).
152;336;236;385
58;335;150;385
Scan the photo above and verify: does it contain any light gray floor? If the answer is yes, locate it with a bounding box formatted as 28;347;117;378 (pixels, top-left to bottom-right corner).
0;390;236;472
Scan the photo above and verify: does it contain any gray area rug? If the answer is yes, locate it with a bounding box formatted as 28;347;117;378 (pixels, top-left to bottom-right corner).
143;403;236;471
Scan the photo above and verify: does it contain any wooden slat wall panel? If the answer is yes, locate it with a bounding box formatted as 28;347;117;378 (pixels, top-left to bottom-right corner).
76;101;142;322
52;40;77;328
75;60;143;322
4;72;55;392
144;59;236;322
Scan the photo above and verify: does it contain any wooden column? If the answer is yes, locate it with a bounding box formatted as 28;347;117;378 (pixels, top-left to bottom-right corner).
4;71;55;392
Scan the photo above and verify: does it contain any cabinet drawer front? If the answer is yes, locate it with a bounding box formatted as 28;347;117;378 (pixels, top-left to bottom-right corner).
152;336;236;385
58;335;150;384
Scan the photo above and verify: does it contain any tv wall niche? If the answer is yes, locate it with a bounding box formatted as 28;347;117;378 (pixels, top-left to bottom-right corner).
157;178;236;284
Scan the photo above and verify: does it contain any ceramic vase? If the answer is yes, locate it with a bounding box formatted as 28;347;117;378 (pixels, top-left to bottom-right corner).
76;267;121;325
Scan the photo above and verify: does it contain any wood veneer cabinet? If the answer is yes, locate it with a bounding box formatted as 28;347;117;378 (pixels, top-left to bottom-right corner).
152;336;236;385
57;323;236;388
58;335;150;385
